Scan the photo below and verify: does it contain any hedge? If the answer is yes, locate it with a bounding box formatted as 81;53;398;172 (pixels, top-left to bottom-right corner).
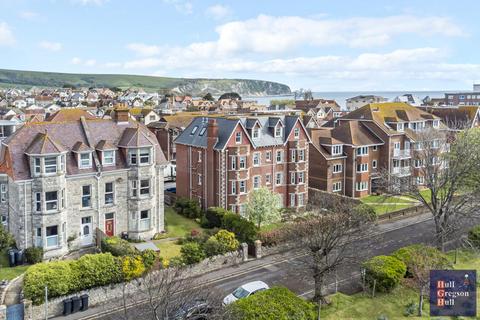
174;197;202;219
226;286;316;320
392;244;450;277
222;213;258;244
203;207;228;228
24;253;147;305
180;242;206;265
101;236;136;256
25;247;44;264
363;255;406;293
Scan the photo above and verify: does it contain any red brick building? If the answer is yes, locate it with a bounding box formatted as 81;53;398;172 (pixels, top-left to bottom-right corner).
309;103;446;198
175;115;310;215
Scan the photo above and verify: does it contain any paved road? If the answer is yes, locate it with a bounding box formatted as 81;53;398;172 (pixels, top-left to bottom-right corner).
65;213;479;320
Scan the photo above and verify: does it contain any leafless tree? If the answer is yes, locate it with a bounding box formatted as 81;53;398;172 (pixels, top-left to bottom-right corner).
287;198;375;315
303;89;313;101
378;127;480;251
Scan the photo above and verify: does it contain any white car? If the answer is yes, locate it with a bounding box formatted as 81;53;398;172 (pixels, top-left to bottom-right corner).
222;281;269;305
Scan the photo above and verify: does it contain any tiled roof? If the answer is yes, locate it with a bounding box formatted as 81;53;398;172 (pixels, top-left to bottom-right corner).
45;109;96;122
95;140;117;150
25;132;68;155
175;115;304;150
0;118;167;180
72;141;94;153
418;106;479;129
118;127;157;148
330;121;384;146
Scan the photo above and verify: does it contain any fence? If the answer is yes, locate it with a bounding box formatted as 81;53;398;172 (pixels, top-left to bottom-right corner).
164;191;177;206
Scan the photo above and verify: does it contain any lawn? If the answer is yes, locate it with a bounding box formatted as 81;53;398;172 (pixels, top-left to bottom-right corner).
161;206;204;239
155;240;182;261
360;194;419;215
370;203;416;216
322;250;480;319
0;250;29;281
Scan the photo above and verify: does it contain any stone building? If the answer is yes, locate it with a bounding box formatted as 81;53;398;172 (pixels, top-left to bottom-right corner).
0;108;166;259
175;115;310;214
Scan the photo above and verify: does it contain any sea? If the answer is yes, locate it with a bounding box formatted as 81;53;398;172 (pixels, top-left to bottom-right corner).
243;91;451;109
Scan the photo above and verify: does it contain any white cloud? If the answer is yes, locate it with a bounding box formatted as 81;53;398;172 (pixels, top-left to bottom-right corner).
71;57;82;65
126;43;161;56
73;0;109;5
162;0;193;14
39;41;62;52
0;22;15;46
19;11;40;20
84;59;96;66
206;4;232;20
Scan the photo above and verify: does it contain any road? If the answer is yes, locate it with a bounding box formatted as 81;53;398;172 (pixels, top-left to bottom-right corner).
65;213;479;320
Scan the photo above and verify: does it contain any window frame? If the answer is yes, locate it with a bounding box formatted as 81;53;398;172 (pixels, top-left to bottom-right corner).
102;150;115;166
45;191;59;212
79;152;92;169
104;182;114;205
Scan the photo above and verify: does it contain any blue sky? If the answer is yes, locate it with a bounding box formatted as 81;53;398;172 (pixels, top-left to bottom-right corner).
0;0;479;91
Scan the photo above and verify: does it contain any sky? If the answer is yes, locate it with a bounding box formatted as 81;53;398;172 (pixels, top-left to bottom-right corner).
0;0;480;91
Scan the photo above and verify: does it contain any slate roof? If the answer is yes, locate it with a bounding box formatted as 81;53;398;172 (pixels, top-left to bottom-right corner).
175;115;305;150
0;118;167;180
118;127;157;148
45;109;96;122
330;121;384;146
72;141;94;153
25;132;68;155
418;106;479;130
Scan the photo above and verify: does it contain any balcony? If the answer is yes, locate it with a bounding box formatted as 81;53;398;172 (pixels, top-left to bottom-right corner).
392;167;411;177
393;149;411;159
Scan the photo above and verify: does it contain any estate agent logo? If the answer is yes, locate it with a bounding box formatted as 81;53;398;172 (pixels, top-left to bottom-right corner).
430;270;476;317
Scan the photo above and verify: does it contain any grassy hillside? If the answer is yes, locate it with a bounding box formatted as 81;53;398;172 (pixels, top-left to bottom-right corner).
0;69;291;96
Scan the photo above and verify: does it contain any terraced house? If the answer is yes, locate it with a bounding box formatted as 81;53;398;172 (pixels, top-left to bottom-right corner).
0;108;166;259
309;103;446;197
175;115;310;215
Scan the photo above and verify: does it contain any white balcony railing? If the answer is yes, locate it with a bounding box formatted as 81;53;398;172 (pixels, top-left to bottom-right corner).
393;149;411;158
392;167;411;176
139;219;151;231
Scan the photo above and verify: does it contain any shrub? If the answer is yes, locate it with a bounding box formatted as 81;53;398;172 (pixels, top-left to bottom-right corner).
226;287;316;320
101;236;136;256
73;253;122;290
203;237;225;257
222;213;258;244
203;207;228;228
141;249;160;271
392;244;450;277
25;247;43;264
0;225;16;250
354;204;377;222
403;301;418;316
24;261;77;305
468;225;480;248
363;255;406;293
180;242;206;265
174;197;202;219
121;255;146;281
258;227;289;246
214;230;239;252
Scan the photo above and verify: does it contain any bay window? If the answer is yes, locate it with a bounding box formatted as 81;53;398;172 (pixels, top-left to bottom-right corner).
44;156;58;173
140;179;150;196
139;210;151;231
139;148;151;164
46;225;59;248
45;191;58;211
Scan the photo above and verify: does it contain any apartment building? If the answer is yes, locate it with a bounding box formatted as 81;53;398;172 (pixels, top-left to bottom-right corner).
175;115;310;215
445;85;480;106
0;108;166;258
346;95;386;112
309;103;445;197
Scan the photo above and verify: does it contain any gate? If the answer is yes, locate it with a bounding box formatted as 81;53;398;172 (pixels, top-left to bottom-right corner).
6;303;24;320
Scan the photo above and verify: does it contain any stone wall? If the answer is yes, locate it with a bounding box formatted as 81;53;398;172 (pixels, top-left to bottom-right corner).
24;250;244;320
308;187;361;211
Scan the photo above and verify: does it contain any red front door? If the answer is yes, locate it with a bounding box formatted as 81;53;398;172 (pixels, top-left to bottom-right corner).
105;219;114;237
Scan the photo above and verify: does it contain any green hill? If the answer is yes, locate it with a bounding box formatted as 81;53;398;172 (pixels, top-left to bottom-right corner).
0;69;291;96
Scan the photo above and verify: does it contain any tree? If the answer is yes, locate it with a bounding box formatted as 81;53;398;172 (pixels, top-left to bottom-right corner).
303;89;313;100
287;198;375;312
203;92;214;101
379;128;480;251
406;247;451;316
218;92;241;101
246;187;282;229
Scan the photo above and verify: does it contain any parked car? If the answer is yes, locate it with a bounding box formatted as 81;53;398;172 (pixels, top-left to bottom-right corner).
171;300;212;320
222;281;269;305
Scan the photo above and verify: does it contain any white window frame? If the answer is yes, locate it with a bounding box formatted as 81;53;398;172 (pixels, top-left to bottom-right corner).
139;148;151;164
298;149;305;162
297;172;305;184
355;181;369;191
253;176;261;189
297;193;305;207
372;160;377;169
45;225;59;248
79;152;92;169
252;127;259;139
140;179;150;196
139;210;151;231
231;181;236;195
357;163;368;173
275;125;283;138
35;192;41;212
0;184;6;203
239;180;246;194
265;151;272;162
275;172;283;185
44;156;58;174
235;132;242;144
294;128;300;139
231;156;237;170
356;146;368;156
253;152;261;167
131;180;138;197
34;158;41;175
290;149;296;162
290;172;296;184
332;145;342;156
105;182;114;205
332;182;342;192
289;193;295;207
265;173;271;185
45;191;58;212
333;164;342;173
239;156;246;169
276;150;284;163
102;150;115;166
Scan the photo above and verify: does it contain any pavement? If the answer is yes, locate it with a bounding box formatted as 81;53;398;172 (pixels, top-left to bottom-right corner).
59;212;478;319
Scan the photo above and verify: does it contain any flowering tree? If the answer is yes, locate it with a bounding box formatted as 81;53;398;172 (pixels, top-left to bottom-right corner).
246;187;282;228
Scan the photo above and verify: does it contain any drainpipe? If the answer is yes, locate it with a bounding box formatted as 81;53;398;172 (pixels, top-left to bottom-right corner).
343;157;346;196
95;173;101;233
23;181;27;249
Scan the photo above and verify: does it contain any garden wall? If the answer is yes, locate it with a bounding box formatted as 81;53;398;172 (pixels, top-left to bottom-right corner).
308;188;361;210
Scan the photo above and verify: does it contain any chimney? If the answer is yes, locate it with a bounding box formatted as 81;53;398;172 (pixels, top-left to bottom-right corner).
114;104;130;123
207;119;218;149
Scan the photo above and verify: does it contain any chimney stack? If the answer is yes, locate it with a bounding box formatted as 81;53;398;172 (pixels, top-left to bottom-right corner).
207;119;218;148
114;103;130;123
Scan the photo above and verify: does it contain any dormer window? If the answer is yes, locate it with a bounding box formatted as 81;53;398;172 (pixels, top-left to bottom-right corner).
275;125;283;138
433;120;439;128
128;147;152;166
34;158;41;174
44;157;58;174
102;150;115;166
235;132;242;144
140;148;151;164
332;145;343;156
252;127;259;139
79;152;92;169
397;123;404;132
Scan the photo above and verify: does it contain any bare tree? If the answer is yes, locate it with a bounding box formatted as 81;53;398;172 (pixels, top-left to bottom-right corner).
303;89;313;101
287;198;375;314
379;127;480;251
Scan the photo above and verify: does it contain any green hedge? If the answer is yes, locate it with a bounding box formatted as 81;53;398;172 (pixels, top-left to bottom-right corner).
203;207;228;228
227;287;316;320
174;197;202;219
363;255;406;293
180;242;206;265
24;253;147;305
101;236;136;256
24;247;44;264
392;244;450;277
222;213;258;244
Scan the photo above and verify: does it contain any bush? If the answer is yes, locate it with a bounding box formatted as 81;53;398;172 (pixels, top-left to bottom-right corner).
101;236;136;256
203;207;228;228
73;253;122;290
25;247;43;264
121;255;146;281
222;213;258;244
392;244;450;277
214;229;239;251
24;261;77;305
354;204;377;222
141;249;160;271
226;287;316;320
174;197;202;219
363;255;406;293
403;301;418;316
180;242;206;265
203;237;225;257
0;225;16;250
258;227;289;246
468;225;480;248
